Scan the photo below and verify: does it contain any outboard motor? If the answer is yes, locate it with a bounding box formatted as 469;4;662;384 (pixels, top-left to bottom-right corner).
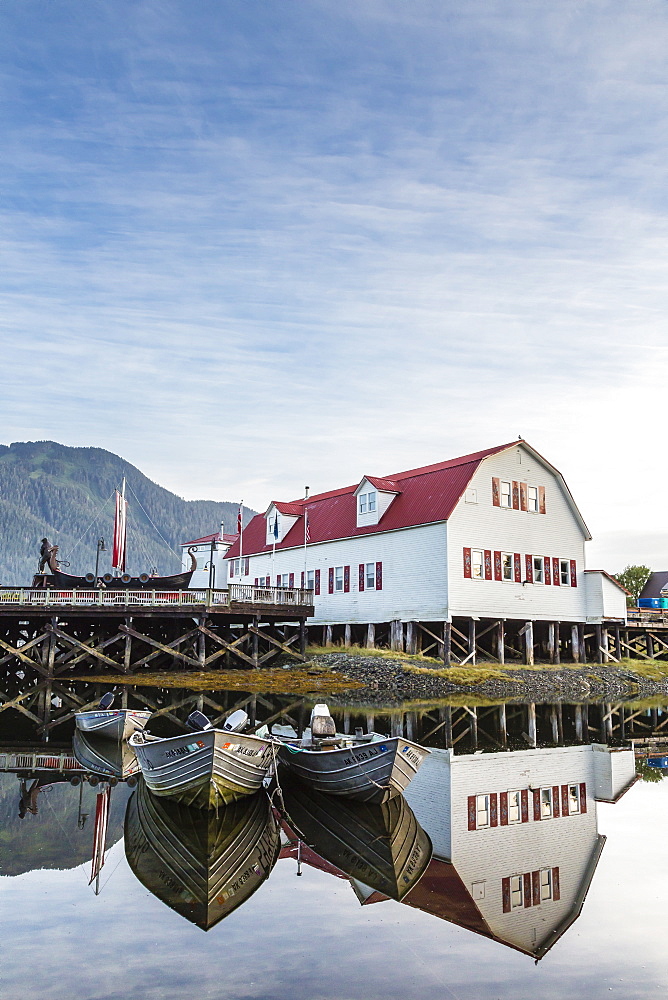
98;692;115;710
311;703;336;739
186;710;213;732
223;709;249;733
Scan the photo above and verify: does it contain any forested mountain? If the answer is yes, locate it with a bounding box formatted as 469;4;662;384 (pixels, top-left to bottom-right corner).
0;441;256;585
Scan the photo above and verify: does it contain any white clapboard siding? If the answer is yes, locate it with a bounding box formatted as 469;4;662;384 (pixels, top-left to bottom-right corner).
447;444;589;622
585;572;628;623
592;745;636;802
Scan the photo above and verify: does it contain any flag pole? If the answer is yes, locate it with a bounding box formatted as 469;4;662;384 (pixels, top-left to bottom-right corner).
239;501;243;576
303;486;309;590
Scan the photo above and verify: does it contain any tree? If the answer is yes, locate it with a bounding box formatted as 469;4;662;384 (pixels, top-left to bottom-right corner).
614;564;651;606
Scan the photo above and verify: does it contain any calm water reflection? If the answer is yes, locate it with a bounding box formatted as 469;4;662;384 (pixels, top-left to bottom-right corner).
0;687;667;999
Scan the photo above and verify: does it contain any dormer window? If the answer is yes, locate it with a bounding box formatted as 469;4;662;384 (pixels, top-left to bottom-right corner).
359;491;377;515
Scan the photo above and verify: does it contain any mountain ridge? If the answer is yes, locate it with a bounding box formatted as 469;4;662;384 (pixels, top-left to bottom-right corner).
0;440;256;585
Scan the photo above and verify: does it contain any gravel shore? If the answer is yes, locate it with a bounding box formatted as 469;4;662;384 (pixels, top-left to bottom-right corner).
304;651;668;705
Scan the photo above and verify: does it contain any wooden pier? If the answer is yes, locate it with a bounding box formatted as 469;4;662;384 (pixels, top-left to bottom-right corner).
0;584;314;681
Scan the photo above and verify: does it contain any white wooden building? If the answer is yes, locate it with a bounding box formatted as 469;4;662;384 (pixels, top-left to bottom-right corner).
401;743;636;958
223;440;627;662
180;524;238;590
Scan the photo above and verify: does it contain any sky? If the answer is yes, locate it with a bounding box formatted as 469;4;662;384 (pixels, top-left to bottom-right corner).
1;0;668;570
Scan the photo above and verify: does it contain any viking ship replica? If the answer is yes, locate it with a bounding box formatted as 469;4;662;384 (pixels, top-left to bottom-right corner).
279;774;432;902
124;781;280;929
33;478;197;590
265;704;431;804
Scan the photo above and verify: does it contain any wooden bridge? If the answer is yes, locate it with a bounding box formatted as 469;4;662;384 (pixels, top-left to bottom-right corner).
0;585;314;679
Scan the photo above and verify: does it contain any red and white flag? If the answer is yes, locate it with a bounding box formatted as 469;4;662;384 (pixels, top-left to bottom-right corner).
89;786;110;886
112;489;128;572
305;509;310;542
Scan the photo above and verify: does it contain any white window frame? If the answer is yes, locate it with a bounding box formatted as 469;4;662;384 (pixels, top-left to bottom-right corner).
500;481;512;508
280;573;290;588
540;787;553;819
533;555;544;584
507;789;521;824
510;874;524;909
365;562;376;590
560;559;570;586
502;552;513;582
334;566;344;593
568;783;581;814
367;490;377;513
471;549;484;580
540;868;553;901
528;485;538;513
359;493;368;515
306;570;315;592
476;793;490;829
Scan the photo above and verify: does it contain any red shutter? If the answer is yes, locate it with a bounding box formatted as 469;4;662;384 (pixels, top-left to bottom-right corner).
544;557;551;585
561;784;569;816
484;550;492;580
328;567;334;594
552;557;560;585
276;575;281;587
499;791;508;825
490;793;498;827
463;547;472;578
570;559;577;588
300;571;304;588
245;558;250;575
376;561;382;590
344;566;350;593
552;867;560;900
520;482;528;511
494;551;502;581
552;785;560;818
580;782;587;813
492;477;500;506
532;870;540;906
359;563;365;592
289;572;294;588
467;795;476;831
538;485;546;514
513;553;522;583
512;481;520;509
523;873;532;908
315;569;321;595
502;876;511;913
525;554;533;584
520;789;529;823
254;577;258;585
533;788;541;821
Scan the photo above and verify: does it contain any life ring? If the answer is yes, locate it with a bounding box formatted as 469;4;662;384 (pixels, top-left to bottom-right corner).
84;573;95;583
121;573;132;584
139;573;150;584
102;573;114;584
89;776;99;786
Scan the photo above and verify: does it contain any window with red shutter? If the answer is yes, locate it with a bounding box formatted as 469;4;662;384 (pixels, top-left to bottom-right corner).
315;569;321;595
484;550;492;580
328;568;334;594
492;477;500;506
544;557;551;585
494;551;502;581
344;566;350;593
514;553;522;583
376;561;383;590
525;554;533;584
358;564;365;592
463;547;472;578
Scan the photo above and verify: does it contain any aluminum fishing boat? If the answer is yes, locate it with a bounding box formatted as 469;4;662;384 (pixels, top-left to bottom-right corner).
129;710;276;809
267;704;430;804
280;774;432;901
75;693;151;741
73;729;141;781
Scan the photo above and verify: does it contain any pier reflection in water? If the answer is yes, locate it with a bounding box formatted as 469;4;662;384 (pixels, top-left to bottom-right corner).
0;678;666;999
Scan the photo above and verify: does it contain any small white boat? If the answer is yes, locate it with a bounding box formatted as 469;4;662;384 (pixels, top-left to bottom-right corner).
266;704;430;805
129;710;276;809
75;693;151;742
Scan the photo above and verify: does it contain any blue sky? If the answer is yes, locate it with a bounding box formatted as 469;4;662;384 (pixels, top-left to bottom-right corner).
1;0;668;568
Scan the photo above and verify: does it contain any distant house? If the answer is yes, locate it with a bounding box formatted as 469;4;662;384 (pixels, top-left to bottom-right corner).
180;525;238;589
223;440;627;651
639;572;668;600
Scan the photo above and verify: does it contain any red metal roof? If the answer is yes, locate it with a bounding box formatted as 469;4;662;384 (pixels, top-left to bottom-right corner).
181;532;238;547
226;441;519;558
361;476;401;493
267;501;305;516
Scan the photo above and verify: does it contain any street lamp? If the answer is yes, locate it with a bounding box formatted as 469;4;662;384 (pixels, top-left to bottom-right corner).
94;537;106;582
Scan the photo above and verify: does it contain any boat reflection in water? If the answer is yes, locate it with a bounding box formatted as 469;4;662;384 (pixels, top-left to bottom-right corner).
73;729;140;783
124;780;281;930
279;774;432;902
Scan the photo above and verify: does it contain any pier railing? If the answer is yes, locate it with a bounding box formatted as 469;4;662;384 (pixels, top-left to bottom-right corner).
0;586;314;609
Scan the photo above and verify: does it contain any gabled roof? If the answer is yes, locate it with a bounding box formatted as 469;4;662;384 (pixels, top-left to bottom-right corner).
181;532;238;547
639;571;668;599
357;476;401;494
265;501;304;517
584;570;631;595
226;440;589;558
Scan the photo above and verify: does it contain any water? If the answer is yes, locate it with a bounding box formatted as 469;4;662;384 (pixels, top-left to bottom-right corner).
1;683;667;1000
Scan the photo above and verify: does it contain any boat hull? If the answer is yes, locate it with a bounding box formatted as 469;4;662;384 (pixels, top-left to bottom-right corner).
73;729;141;780
125;781;280;929
280;775;432;901
277;736;429;804
75;709;152;742
129;729;275;809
